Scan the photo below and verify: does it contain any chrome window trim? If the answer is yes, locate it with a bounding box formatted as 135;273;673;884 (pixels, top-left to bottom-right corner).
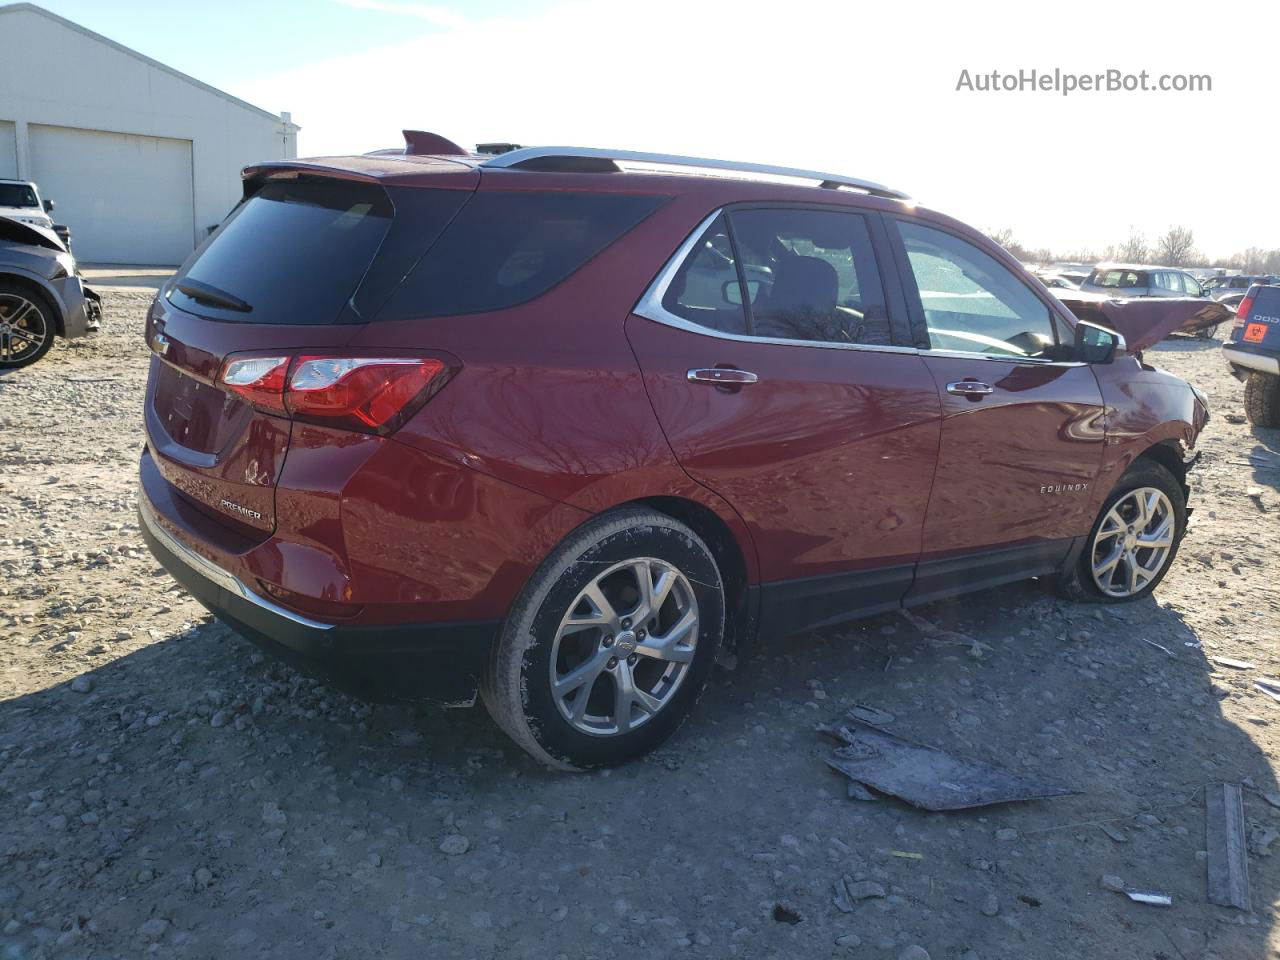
632;208;921;357
920;348;1087;367
139;490;336;632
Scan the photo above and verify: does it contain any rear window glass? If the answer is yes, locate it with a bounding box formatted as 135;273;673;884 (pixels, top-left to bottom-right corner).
169;178;394;324
380;191;665;318
1089;269;1147;289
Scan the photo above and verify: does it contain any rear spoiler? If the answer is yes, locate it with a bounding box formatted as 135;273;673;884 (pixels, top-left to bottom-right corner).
239;154;479;201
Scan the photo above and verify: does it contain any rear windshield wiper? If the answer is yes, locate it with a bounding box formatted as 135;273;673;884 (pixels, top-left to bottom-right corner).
174;278;253;313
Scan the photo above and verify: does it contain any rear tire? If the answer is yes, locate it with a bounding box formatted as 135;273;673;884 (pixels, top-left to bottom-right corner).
0;281;55;369
481;508;724;771
1244;372;1280;428
1058;460;1186;603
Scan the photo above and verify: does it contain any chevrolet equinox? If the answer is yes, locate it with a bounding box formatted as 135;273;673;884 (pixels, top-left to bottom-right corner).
139;136;1209;769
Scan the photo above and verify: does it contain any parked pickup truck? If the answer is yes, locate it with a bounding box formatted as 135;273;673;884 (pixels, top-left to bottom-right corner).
1224;284;1280;426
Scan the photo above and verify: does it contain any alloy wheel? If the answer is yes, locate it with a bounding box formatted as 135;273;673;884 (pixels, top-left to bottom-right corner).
1090;487;1176;598
549;557;699;736
0;294;48;365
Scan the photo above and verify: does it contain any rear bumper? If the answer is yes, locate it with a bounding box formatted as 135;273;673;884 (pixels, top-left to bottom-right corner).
138;484;497;706
1224;346;1280;377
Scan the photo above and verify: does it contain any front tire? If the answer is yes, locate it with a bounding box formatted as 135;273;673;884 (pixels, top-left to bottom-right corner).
1058;460;1187;603
0;282;55;369
481;508;724;770
1244;372;1280;428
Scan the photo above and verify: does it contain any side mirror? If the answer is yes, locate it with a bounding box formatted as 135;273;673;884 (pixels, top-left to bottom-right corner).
723;279;761;306
1075;320;1125;364
42;199;54;213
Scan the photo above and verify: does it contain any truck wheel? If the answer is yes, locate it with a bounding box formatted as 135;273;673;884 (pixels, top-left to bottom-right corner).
1057;460;1186;604
0;282;55;369
481;508;724;771
1244;372;1280;428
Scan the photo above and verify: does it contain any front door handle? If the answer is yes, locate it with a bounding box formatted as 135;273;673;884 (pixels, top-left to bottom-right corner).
688;368;759;385
946;379;993;398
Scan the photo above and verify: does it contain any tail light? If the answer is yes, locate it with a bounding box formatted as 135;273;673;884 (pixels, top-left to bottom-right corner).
217;351;454;435
1236;292;1255;323
221;356;290;415
1232;290;1256;342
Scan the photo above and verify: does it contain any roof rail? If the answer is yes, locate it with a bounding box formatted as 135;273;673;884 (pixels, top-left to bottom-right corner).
480;146;910;200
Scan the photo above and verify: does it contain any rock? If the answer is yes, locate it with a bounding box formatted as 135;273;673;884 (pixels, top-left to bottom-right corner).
136;869;154;883
981;893;999;916
1101;875;1125;892
899;947;931;960
439;834;470;856
549;906;568;923
194;867;213;888
835;932;862;948
70;675;94;694
261;802;287;826
210;710;229;728
137;917;169;942
995;828;1018;842
844;879;886;901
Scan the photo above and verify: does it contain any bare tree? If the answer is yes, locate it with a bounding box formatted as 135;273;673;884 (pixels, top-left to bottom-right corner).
1155;226;1197;266
987;227;1031;261
1114;229;1150;264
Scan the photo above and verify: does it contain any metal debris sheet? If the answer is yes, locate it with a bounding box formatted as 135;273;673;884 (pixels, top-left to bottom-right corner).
1205;782;1251;911
824;720;1078;811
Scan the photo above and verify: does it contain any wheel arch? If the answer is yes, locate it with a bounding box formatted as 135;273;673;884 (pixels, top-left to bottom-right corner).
0;270;65;337
1132;438;1191;498
624;495;755;658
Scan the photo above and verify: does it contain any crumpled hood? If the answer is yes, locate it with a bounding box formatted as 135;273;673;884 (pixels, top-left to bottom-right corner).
1053;289;1234;352
0;214;66;252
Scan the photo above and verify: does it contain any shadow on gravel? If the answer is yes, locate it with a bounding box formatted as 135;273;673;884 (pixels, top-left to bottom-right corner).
1252;427;1280;493
2;580;1277;959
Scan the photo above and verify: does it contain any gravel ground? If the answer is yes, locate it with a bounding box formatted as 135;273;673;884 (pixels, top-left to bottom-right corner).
1;289;1279;959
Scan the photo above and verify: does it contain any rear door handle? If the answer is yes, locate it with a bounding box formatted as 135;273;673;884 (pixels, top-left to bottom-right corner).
946;380;993;397
687;368;759;385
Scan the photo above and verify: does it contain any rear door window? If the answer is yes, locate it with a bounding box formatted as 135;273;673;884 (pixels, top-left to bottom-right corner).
727;207;891;346
897;220;1062;358
380;191;665;318
170;178;398;324
661;215;749;334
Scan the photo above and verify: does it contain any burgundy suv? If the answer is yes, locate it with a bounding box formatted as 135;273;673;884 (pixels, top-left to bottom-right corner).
139;137;1208;769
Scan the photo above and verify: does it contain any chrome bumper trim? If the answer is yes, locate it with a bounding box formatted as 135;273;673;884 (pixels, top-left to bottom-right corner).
1224;347;1280;376
138;490;335;632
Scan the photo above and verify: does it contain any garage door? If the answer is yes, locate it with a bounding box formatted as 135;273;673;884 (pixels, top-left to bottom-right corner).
0;121;16;180
29;124;195;265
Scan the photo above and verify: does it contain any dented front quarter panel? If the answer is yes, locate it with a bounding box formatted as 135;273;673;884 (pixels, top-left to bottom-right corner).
1087;353;1202;513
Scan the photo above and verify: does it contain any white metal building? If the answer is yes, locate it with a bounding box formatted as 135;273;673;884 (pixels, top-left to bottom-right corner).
0;3;298;264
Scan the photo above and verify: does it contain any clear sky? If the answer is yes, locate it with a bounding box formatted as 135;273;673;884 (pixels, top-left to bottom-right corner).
26;0;1280;260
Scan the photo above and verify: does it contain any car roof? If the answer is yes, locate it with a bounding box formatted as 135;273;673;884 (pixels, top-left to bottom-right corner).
244;142;912;207
1092;263;1177;272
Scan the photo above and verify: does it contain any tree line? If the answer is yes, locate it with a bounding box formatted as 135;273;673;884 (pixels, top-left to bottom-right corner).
988;225;1280;274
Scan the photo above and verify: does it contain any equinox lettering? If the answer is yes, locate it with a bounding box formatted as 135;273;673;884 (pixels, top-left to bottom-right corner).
1040;483;1090;495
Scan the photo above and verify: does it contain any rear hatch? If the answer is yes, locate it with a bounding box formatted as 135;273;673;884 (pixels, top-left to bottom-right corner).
145;165;476;536
1230;284;1280;352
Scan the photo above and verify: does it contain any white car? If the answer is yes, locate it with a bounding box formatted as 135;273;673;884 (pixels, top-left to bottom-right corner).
0;178;57;231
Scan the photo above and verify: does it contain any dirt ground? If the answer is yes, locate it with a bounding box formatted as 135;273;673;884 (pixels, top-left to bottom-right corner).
2;288;1279;960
